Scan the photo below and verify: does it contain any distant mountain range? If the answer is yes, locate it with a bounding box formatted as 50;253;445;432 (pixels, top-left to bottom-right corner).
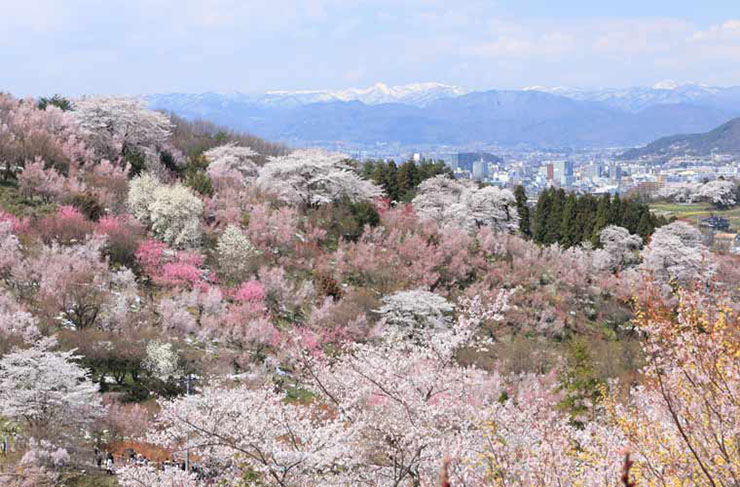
148;81;740;149
619;117;740;162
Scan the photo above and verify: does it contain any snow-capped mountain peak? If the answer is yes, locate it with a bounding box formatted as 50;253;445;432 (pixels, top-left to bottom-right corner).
262;82;467;107
652;79;681;90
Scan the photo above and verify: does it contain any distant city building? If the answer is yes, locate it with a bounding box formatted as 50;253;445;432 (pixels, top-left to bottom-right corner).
472;159;488;180
552;160;573;186
456;152;502;172
546;163;554;181
609;163;623;184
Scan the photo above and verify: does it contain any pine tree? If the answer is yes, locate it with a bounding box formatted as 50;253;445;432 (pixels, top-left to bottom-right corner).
636;209;654;240
608;193;622;226
385;161;399;201
533;188;552;244
397;161;419;202
514;185;532;238
591;193;611;247
560;193;578;248
621;199;641;234
545;188;566;245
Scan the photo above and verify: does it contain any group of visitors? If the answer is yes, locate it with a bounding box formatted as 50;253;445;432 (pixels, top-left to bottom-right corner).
94;447;117;475
93;445;202;477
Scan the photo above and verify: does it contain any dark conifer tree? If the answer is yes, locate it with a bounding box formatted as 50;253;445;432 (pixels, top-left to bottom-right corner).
533;188;552;244
514;185;532;238
591;193;611;246
560;193;579;248
545;188;566;244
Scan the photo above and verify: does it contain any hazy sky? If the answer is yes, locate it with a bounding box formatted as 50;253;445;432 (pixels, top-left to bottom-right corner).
2;0;740;96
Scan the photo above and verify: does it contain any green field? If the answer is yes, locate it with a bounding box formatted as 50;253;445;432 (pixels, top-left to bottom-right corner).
650;201;740;232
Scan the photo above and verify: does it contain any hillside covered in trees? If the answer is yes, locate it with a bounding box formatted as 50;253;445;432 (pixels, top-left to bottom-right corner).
0;93;739;487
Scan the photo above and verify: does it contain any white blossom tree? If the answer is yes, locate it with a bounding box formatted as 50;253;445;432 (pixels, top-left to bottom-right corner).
128;173;161;226
297;293;512;486
142;340;182;381
73;96;172;160
118;465;201;487
376;288;454;340
657;180;737;208
147;291;512;487
593;225;642;272
149;183;204;248
694;179;737;208
204;143;260;189
128;176;204;248
151;383;354;487
412;176;519;232
256;149;383;207
640;221;715;284
216;225;260;282
0;338;101;439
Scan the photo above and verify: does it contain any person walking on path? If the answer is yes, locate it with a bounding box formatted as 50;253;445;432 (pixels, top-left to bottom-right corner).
105;452;114;475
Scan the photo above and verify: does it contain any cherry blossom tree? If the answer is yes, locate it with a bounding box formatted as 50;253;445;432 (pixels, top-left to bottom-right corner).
0;290;40;342
151;383;353;487
614;287;740;487
640;221;715;284
0;93;88;178
658;180;737;208
73;97;172;164
593;225;642;272
149;183;204;248
127;173;161;226
412;176;519;232
694;179;737;208
117;465;201;487
146;292;512;487
0;338;101;439
204;143;259;190
256;149;383;207
376;288;454;340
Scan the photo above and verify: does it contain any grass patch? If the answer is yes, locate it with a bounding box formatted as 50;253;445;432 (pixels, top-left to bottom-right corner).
650;201;740;232
0;179;56;218
59;471;119;487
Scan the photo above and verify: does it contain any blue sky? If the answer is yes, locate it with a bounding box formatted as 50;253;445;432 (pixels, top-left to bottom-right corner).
2;0;740;96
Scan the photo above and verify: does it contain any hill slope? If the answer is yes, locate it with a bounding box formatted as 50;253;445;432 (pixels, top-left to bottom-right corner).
619;117;740;161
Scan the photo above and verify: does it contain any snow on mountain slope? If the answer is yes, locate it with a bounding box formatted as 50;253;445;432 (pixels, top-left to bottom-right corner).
523;81;738;112
261;82;467;107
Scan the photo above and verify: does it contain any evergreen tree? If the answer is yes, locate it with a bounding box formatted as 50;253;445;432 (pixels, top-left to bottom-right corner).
397;161;419;202
591;193;611;246
545;188;566;245
533;188;552;244
636;209;654;240
560;193;579;248
576;194;597;246
621;199;641;234
514;185;532;238
608;193;622;226
385;161;399;201
557;339;606;427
